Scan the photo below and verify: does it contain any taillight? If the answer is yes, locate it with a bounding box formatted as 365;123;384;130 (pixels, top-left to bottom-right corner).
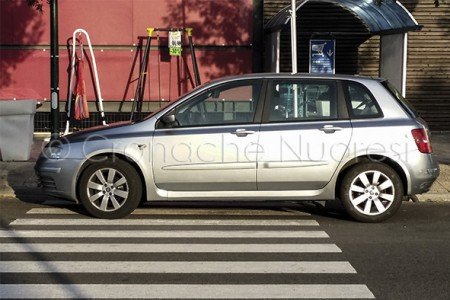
411;129;432;154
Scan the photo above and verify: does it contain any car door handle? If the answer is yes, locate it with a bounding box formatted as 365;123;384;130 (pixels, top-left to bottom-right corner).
319;125;343;133
231;129;256;137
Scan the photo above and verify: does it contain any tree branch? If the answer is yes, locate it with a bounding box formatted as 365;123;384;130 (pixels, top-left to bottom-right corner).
26;0;50;13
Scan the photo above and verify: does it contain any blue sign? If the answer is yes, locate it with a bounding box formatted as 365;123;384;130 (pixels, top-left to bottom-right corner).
309;40;335;74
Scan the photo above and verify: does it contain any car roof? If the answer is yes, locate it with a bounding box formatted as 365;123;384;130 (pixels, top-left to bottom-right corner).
206;73;385;85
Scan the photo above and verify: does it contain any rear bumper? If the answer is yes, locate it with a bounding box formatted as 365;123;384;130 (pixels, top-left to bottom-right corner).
407;153;440;195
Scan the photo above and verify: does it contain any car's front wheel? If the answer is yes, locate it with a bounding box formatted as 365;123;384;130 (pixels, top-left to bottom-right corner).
340;162;404;222
79;158;142;219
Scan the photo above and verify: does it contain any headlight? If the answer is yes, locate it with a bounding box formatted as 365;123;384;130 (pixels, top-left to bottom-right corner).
47;146;62;159
43;139;67;159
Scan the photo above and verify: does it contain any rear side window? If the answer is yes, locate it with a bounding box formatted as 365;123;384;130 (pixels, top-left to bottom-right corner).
381;80;418;118
344;81;382;118
268;80;338;122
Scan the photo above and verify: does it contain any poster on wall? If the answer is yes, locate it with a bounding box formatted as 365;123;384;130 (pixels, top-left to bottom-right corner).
309;40;335;74
169;31;183;56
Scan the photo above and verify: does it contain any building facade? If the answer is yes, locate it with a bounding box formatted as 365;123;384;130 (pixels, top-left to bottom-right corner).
0;0;448;130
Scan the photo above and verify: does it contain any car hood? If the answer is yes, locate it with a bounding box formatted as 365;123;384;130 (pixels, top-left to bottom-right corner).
61;121;135;143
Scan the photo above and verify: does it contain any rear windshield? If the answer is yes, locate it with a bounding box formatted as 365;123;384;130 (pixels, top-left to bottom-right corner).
381;81;418;118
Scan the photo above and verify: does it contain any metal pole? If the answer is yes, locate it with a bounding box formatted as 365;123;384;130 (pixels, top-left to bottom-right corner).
130;29;153;122
50;0;60;140
291;0;298;118
291;0;298;74
252;0;264;73
186;28;201;86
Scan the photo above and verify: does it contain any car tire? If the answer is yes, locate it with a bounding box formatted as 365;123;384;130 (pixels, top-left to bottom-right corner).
340;162;404;223
79;157;142;219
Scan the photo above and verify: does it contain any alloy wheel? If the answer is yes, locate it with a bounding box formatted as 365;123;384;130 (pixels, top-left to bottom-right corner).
349;170;395;216
86;168;129;212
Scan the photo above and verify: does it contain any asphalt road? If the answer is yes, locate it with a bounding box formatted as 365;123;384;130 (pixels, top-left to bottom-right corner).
0;197;449;299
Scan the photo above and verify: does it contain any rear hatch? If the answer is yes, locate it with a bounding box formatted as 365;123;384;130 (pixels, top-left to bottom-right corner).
382;80;431;126
381;80;433;153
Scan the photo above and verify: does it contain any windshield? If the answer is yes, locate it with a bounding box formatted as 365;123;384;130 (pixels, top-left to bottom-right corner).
140;102;172;121
381;81;418;118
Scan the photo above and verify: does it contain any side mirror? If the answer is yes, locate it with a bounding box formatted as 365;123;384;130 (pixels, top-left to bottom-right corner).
207;89;221;99
161;114;176;125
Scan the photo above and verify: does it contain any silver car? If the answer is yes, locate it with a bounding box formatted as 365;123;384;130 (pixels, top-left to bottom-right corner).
36;73;439;222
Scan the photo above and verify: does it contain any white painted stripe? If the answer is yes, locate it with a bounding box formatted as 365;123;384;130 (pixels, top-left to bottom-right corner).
396;1;419;25
27;207;311;216
10;219;318;226
0;261;356;274
402;33;408;97
0;243;341;253
0;229;329;238
0;284;375;299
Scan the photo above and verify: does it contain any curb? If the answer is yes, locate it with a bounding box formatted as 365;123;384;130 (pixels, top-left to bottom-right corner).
0;161;37;199
0;188;47;199
417;194;450;202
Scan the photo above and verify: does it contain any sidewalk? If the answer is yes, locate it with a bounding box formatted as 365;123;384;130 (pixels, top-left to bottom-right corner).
1;133;449;201
0;136;46;199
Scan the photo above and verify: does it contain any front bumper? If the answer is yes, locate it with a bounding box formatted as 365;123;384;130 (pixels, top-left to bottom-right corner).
35;155;84;202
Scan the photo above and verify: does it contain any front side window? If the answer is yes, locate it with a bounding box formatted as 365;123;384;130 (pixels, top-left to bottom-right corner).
345;81;382;118
268;81;337;122
169;80;262;127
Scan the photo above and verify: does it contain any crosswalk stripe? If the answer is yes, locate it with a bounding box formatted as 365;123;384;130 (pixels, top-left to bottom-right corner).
0;229;329;238
0;284;375;299
9;218;318;226
0;243;341;253
3;209;375;298
27;207;311;216
0;261;356;274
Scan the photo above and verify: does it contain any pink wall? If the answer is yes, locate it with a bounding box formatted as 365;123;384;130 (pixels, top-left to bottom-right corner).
0;0;254;102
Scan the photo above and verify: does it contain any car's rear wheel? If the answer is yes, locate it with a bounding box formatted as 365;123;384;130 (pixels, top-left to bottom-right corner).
79;158;142;219
340;162;404;222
